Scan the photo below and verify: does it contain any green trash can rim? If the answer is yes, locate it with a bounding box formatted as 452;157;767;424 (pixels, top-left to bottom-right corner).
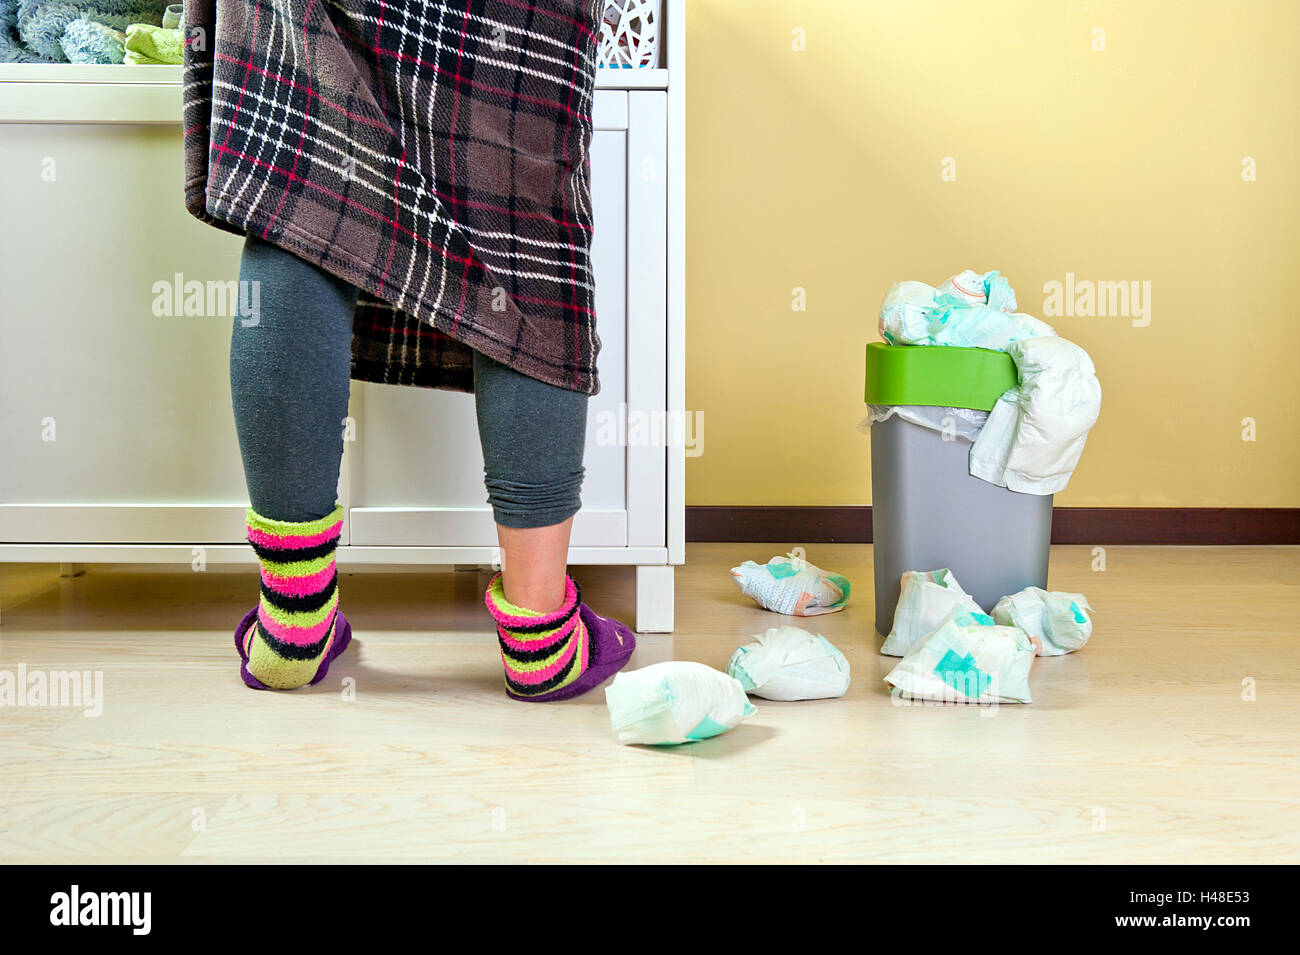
863;342;1017;412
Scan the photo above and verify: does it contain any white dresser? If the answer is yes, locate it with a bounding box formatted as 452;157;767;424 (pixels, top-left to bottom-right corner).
0;2;685;631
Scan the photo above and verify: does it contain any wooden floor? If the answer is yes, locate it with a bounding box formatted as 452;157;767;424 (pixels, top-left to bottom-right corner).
1;543;1297;864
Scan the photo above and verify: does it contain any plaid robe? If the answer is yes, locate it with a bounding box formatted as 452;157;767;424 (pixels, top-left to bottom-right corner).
182;0;603;394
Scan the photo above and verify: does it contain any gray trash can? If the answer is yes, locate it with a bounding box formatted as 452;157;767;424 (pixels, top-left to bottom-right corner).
865;343;1053;636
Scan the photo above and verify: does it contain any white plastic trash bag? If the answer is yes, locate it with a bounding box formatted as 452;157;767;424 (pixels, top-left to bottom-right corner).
884;607;1036;704
859;404;988;443
992;587;1094;656
725;626;851;701
881;568;984;657
605;662;757;746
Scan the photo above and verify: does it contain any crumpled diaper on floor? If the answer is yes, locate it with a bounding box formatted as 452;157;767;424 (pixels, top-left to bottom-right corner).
730;553;850;616
881;568;984;657
605;662;757;746
884;607;1036;704
725;626;850;701
992;586;1093;656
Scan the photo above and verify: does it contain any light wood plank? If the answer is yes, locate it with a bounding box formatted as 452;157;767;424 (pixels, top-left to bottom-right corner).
1;544;1297;863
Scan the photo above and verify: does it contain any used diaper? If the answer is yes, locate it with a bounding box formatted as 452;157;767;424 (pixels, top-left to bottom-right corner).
936;269;1019;311
730;553;850;616
969;335;1102;495
881;568;984;657
884;607;1036;704
875;270;1101;495
605;662;757;746
879;270;1056;351
725;626;850;701
992;586;1094;656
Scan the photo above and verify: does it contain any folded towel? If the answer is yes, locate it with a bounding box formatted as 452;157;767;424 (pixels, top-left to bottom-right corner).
60;15;124;63
123;21;179;63
12;0;165;61
0;0;44;62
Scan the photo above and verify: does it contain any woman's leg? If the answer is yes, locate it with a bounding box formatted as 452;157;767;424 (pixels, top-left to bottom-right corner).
230;233;359;689
474;350;636;701
471;349;588;610
231;234;357;521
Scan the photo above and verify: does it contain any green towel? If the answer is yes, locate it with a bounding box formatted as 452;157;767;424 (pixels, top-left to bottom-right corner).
123;22;181;64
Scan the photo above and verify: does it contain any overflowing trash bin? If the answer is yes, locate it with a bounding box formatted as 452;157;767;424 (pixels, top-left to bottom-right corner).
864;341;1054;635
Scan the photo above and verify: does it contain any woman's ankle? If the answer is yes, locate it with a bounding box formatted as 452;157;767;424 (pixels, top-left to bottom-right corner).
501;573;567;614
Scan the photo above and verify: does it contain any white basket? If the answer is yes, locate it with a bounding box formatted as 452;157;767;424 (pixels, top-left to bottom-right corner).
597;0;662;70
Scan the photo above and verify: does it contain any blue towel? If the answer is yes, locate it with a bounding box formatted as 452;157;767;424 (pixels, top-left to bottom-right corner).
60;15;125;63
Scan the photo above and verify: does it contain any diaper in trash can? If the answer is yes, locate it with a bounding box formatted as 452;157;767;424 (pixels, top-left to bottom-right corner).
864;343;1052;635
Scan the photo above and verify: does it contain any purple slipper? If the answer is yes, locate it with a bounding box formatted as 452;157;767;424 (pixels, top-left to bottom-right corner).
233;606;353;690
505;603;637;703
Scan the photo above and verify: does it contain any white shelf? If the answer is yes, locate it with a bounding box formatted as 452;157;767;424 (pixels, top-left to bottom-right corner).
599;68;668;89
0;63;667;124
0;63;667;85
0;64;185;84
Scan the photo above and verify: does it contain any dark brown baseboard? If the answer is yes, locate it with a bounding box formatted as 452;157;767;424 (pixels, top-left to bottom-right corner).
685;507;1300;545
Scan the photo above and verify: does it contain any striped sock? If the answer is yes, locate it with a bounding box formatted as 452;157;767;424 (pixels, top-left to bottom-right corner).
240;504;344;690
484;572;590;700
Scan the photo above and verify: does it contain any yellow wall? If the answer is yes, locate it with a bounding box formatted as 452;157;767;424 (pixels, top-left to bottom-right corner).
684;0;1300;506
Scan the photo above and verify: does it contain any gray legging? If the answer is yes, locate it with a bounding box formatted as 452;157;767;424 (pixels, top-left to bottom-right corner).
230;234;587;528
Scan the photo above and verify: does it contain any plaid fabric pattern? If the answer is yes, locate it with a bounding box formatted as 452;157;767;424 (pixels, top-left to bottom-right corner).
182;0;603;394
